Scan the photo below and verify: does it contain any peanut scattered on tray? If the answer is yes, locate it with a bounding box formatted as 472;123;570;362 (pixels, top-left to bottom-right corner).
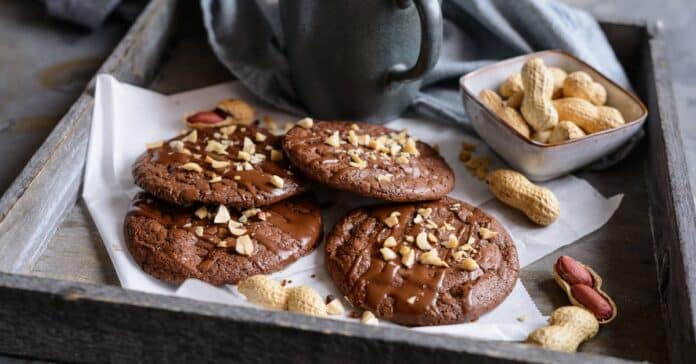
479;58;625;144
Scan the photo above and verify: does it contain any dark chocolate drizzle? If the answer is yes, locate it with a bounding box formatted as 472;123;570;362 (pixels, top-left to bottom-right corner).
349;201;504;325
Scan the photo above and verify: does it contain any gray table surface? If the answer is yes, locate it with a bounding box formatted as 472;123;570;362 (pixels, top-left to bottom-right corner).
0;1;693;363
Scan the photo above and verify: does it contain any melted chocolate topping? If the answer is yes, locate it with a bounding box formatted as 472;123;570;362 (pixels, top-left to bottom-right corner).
127;193;321;261
344;200;506;325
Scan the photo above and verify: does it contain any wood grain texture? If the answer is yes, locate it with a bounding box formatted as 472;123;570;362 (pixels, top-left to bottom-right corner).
0;95;93;273
644;32;696;363
0;272;635;364
0;0;176;275
30;201;118;285
0;0;691;362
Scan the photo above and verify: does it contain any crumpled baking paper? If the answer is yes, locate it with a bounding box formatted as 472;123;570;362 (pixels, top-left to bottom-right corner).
83;75;622;340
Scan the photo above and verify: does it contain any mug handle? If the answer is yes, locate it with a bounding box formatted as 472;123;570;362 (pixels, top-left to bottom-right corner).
388;0;443;84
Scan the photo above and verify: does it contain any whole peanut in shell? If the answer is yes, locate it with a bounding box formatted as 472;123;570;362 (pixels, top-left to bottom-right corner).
521;58;559;131
287;286;328;317
527;306;599;352
548;121;586;144
479;89;530;138
237;275;289;310
563;71;607;106
553;97;624;134
486;169;560;226
549;67;568;99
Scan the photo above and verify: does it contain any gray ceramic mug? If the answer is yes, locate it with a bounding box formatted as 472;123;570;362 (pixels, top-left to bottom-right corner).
279;0;443;122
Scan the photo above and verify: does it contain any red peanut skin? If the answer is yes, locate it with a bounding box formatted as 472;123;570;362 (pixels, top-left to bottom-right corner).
556;255;594;286
187;111;224;125
571;284;613;320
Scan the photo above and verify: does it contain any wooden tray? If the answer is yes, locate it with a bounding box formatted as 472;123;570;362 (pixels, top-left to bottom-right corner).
0;1;694;362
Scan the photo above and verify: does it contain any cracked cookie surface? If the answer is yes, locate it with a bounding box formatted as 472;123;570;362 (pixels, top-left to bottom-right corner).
282;121;453;202
134;124;305;208
325;196;518;326
124;193;322;285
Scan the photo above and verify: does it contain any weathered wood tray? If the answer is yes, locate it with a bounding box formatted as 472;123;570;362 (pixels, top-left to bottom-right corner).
0;1;693;363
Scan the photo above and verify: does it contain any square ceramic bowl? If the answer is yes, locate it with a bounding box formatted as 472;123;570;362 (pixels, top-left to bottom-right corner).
460;50;648;181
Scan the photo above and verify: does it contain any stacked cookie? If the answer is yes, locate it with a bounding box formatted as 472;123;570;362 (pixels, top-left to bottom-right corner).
284;120;519;326
124;100;519;326
124;99;323;285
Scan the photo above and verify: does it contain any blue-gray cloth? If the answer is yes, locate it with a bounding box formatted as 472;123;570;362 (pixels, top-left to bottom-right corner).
44;0;642;170
201;0;642;170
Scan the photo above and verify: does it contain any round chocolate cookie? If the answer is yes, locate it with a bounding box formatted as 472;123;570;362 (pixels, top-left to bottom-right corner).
282;120;454;201
325;196;519;326
134;124;304;208
124;193;323;286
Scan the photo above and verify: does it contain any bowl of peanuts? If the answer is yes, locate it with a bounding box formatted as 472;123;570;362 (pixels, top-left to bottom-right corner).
459;50;648;181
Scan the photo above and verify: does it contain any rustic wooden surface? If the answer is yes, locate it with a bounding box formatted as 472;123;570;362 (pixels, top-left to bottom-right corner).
25;23;668;364
0;0;693;363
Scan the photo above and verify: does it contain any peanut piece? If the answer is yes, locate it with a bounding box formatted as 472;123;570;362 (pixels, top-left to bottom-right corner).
237;275;289;310
361;311;379;326
521;58;559;131
548;121;586;144
287;286;327;317
297;117;314;129
486;169;560;226
563;71;607;106
479;89;530;138
326;298;345;316
553;98;624;134
527;306;599;352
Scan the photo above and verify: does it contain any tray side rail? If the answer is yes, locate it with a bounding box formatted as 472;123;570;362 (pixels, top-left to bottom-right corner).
0;0;177;274
643;25;696;364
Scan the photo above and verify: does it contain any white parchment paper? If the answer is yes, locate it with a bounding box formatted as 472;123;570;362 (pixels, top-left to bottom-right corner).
83;75;623;340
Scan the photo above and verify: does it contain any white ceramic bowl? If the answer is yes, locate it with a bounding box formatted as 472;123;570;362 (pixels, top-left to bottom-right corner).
460;50;648;181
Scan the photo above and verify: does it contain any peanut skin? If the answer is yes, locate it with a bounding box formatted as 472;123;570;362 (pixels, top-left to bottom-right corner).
521;58;559;131
553;97;624;134
570;284;614;320
479;89;530;138
527;306;599;352
556;256;594;286
486;169;560;226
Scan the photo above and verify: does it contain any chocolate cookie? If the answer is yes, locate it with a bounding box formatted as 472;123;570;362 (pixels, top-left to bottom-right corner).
282;120;454;201
134;124;305;208
325;197;519;326
124;193;322;285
